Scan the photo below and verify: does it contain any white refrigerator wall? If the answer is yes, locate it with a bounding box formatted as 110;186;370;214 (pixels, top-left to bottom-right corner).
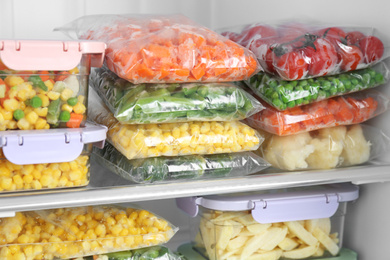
2;0;390;258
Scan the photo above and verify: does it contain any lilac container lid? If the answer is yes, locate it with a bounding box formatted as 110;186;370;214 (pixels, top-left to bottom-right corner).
176;183;359;223
0;122;107;165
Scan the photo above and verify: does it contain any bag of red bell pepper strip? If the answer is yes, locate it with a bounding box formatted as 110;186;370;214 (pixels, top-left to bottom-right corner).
245;89;390;136
221;21;389;80
56;14;260;84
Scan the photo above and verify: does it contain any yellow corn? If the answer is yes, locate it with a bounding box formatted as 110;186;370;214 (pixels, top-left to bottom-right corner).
60;88;73;101
73;103;86;114
61;104;73;113
44;80;54;91
47;91;60;101
5;76;24;87
0;205;174;259
105;120;262;160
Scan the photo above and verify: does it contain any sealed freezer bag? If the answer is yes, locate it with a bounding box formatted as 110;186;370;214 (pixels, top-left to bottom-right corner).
92;142;270;184
72;246;186;260
258;124;390;171
0;205;178;259
88;88;263;160
246;62;388;111
90;67;263;124
57;14;260;83
221;22;388;80
245;89;389;136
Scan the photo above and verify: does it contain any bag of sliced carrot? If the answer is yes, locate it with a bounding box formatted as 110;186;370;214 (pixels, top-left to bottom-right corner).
245;89;390;136
56;14;260;84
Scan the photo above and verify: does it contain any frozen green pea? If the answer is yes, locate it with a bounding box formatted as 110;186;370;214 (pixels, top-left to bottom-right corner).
329;86;337;95
67;97;78;106
285;84;293;92
299;80;308;86
287;101;296;108
268;79;278;88
59;111;71;122
30;96;42;108
295;98;303;105
375;73;384;83
272;98;284;109
13;109;24;120
271;91;279;100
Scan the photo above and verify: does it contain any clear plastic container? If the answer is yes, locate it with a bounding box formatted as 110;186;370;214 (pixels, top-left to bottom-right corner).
177;183;359;260
0;40;106;130
0;122;107;192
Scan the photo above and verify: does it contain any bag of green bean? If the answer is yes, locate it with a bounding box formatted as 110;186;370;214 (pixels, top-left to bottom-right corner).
91;142;270;184
90;67;264;124
246;62;389;111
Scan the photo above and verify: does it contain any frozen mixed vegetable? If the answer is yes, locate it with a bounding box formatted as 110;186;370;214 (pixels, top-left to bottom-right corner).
246;62;388;110
72;245;186;260
222;22;387;80
92;142;269;184
90;67;263;124
0;66;86;130
0;205;177;259
196;209;340;260
88;89;263;160
245;89;389;136
57;14;260;83
258;124;390;171
0;148;89;192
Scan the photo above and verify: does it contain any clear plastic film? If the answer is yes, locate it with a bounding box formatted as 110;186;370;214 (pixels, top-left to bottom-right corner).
71;246;186;260
221;21;388;80
0;205;178;259
245;89;390;136
91;142;270;184
56;14;260;84
88;88;263;160
90;67;264;124
245;62;389;111
257;124;390;171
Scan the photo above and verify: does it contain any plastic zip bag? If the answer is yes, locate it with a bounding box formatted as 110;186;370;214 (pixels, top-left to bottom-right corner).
221;21;388;80
246;62;388;110
92;142;270;184
56;14;260;83
72;246;186;260
90;67;263;124
88;87;263;160
0;205;178;259
245;89;390;136
258;124;390;171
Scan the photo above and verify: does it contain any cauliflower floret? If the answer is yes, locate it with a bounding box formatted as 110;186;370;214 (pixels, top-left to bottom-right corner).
306;126;347;169
263;131;315;171
341;124;371;166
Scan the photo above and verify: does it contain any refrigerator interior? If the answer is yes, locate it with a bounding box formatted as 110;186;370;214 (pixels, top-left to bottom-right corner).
1;0;390;259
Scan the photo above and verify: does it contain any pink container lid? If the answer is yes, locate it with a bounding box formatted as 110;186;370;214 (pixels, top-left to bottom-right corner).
0;40;106;71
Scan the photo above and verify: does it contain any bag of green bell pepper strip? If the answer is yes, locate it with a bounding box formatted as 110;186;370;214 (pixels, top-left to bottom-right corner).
91;142;270;184
73;245;187;260
90;67;264;124
245;62;389;111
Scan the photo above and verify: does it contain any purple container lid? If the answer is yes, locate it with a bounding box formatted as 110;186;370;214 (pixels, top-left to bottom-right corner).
176;183;359;223
0;122;107;165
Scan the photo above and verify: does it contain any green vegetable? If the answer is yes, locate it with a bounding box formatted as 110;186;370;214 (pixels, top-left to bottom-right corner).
67;97;78;106
30;96;42;108
28;75;48;92
59;111;71;122
90;67;262;124
247;63;388;110
46;99;61;124
13;109;24;120
105;250;133;260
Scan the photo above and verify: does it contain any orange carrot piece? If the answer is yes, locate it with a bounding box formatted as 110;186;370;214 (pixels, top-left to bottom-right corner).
55;71;70;81
39;71;50;81
66;113;84;128
191;63;206;80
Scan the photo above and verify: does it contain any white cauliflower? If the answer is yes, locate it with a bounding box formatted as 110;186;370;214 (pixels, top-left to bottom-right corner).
341;124;371;166
263;132;315;171
306;126;347;169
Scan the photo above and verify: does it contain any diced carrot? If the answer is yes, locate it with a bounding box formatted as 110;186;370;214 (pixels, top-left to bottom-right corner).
55;71;70;81
66;113;84;128
327;99;341;114
174;68;190;77
335;106;354;122
137;63;155;79
147;44;170;59
39;71;50;81
191;63;206;80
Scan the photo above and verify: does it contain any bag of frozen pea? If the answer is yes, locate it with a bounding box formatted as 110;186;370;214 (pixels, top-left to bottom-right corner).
90;67;264;124
56;14;260;84
88;87;264;160
92;142;270;184
245;62;389;111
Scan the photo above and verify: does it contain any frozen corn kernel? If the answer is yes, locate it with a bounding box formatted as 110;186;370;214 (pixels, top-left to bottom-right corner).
0;153;89;192
47;91;61;100
73;103;86;114
60;88;74;101
5;76;24;87
0;205;175;259
107;120;262;160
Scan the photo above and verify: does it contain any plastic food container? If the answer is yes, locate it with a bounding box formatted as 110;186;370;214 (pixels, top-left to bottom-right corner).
0;122;107;192
90;67;264;124
0;40;106;130
177;183;359;260
0;205;178;259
